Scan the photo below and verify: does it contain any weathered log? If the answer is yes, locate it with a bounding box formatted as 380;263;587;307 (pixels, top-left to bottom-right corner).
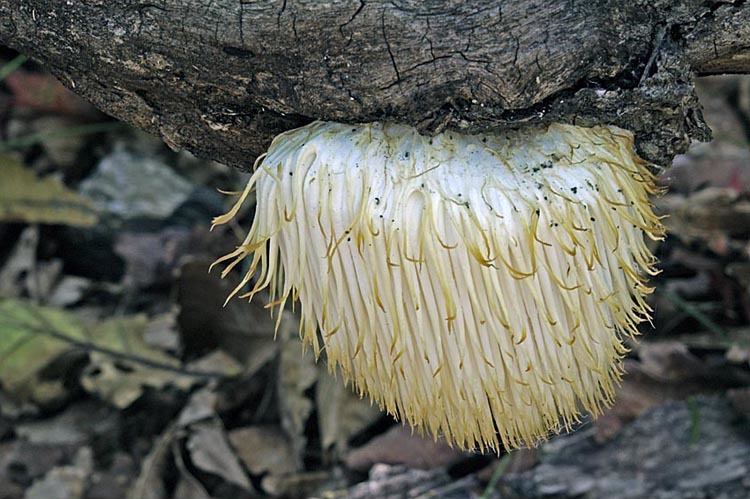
1;1;749;168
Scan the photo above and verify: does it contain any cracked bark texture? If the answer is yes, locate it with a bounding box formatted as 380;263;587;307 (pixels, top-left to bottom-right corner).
1;1;749;169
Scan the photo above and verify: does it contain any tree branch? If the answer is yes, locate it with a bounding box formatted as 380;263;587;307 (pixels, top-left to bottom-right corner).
1;1;748;168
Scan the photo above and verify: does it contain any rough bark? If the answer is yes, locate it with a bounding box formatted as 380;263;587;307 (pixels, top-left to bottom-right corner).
1;1;749;169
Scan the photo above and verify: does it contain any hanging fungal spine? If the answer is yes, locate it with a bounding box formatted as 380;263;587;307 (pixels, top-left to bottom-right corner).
212;121;663;452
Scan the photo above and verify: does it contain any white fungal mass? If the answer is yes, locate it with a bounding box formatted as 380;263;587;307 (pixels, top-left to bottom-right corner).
213;121;663;451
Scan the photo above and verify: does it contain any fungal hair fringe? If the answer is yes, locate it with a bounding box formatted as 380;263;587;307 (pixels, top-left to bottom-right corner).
212;121;663;452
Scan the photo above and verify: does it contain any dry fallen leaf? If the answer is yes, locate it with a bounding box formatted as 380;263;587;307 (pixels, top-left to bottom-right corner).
0;154;98;226
127;428;175;499
186;420;252;491
261;470;335;498
277;332;317;470
0;438;75;490
176;388;220;428
0;230;64;305
344;425;467;473
0;226;38;299
185;350;244;378
142;310;181;353
114;229;191;289
78;315;195;409
172;438;213;499
316;364;383;459
25;446;93;499
228;425;297;477
81;353;191;410
15;402;104;446
177;259;278;372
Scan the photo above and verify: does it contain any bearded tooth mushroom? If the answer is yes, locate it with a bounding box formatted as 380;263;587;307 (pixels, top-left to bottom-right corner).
211;121;663;452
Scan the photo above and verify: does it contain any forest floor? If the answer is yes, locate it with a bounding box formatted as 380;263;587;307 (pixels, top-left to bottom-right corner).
0;49;749;499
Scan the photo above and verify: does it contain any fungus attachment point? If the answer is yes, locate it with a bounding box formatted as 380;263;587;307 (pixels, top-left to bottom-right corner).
212;121;663;451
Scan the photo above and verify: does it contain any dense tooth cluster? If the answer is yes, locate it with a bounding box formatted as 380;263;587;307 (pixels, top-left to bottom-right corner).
212;121;663;452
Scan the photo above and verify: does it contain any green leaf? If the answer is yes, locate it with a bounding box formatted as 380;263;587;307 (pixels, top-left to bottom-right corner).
0;299;84;402
0;299;182;406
